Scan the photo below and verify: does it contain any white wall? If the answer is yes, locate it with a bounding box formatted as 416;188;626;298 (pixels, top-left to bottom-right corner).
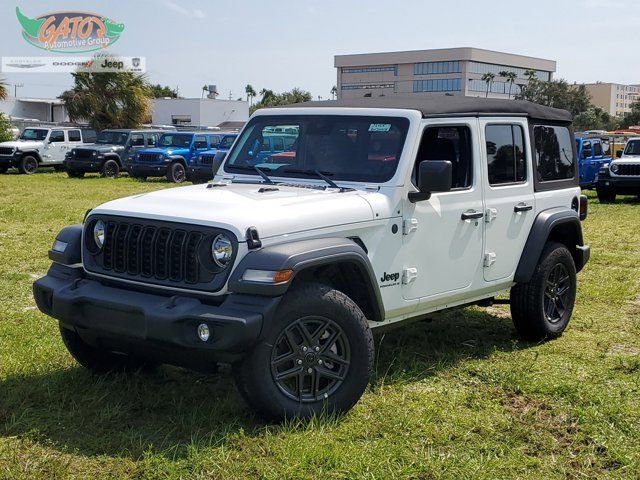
151;98;249;127
0;99;68;122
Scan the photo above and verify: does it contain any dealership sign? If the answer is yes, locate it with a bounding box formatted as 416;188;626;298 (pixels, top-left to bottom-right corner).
1;56;146;73
16;6;125;53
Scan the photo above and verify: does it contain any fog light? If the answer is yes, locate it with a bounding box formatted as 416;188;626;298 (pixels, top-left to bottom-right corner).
197;323;210;342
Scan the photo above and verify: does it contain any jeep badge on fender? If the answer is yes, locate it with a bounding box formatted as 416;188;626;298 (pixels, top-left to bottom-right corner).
33;97;589;421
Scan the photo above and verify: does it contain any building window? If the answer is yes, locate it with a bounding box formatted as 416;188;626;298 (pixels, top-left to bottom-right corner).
341;83;395;90
343;66;395;74
413;78;462;93
468;62;551;81
533;125;574;182
469;79;522;96
485;124;526;185
414;61;462;75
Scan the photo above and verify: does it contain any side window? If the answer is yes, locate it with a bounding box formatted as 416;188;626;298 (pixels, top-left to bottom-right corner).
194;135;208;149
593;141;603;157
68;130;81;142
272;137;284;151
415;126;472;189
130;134;145;146
582;140;592;158
146;133;158;146
534;125;575;182
485;124;526;185
49;130;65;142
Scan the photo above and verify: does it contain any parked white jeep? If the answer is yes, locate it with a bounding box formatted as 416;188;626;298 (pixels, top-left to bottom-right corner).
0;126;96;174
34;98;590;420
595;136;640;203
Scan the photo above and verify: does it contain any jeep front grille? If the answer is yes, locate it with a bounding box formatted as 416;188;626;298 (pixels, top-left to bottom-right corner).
84;216;236;292
0;147;14;155
138;153;162;163
615;164;640;176
199;154;216;165
74;149;93;159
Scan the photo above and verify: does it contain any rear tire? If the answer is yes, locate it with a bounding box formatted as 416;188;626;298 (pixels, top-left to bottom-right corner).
510;242;577;341
101;159;120;178
596;186;616;203
166;162;186;183
18;155;38;175
235;283;373;421
60;325;158;374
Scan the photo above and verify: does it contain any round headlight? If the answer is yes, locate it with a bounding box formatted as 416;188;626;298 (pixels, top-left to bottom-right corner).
211;234;233;267
93;220;105;249
611;163;619;173
92;151;97;156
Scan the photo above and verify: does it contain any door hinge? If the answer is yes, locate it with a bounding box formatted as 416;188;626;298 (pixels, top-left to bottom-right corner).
403;218;418;235
402;267;418;284
483;252;496;267
485;208;498;223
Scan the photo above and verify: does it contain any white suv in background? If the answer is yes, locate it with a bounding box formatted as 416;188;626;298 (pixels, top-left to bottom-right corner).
596;136;640;203
0;126;96;174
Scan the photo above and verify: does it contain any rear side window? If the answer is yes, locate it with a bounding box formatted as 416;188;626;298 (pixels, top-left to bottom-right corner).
534;125;574;182
68;130;81;142
81;129;97;143
485;124;526;185
194;135;208;149
130;134;145;146
146;133;158;146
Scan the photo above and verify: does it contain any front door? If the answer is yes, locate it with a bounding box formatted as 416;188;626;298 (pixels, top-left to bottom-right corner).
480;119;535;282
402;121;484;301
43;129;66;164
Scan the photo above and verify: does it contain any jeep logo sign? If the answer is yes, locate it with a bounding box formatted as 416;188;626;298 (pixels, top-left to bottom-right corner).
380;272;400;283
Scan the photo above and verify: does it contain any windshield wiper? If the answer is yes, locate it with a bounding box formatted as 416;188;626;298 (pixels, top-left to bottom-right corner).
227;164;275;184
282;168;343;190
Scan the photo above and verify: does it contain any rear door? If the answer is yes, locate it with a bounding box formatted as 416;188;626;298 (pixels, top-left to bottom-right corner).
127;133;146;162
480;119;535;282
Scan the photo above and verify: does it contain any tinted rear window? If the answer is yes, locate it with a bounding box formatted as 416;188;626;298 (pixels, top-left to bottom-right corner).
534;125;574;182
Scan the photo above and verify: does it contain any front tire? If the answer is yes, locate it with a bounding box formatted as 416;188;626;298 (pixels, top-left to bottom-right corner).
66;169;85;178
166;162;186;183
101;159;120;178
0;166;8;174
235;283;373;421
59;325;157;374
510;242;577;341
596;186;616;203
18;155;38;174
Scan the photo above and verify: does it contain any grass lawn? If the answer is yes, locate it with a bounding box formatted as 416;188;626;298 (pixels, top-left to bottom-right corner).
0;171;639;479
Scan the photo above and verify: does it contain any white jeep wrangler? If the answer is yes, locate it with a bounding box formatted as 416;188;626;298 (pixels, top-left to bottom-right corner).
0;126;96;174
595;136;640;203
34;98;590;420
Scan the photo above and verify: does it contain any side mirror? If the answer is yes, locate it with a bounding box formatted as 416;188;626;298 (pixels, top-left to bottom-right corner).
212;151;227;175
409;160;452;203
616;150;623;158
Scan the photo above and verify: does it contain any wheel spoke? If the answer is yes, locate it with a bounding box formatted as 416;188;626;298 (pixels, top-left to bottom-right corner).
320;330;340;353
284;329;299;351
311;320;330;343
545;298;556;319
316;365;345;381
321;350;349;366
275;365;303;381
272;351;298;367
297;321;314;346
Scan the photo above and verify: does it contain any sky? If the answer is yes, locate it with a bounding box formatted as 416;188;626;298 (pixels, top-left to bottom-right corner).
1;0;639;100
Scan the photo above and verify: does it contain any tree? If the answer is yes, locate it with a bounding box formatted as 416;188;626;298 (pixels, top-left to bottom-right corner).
149;84;177;98
524;69;537;82
250;88;312;114
0;78;7;100
573;106;619;132
245;84;256;106
330;85;338;100
0;113;14;142
499;70;518;99
60;70;152;130
481;72;495;98
620;101;640;128
516;78;591;117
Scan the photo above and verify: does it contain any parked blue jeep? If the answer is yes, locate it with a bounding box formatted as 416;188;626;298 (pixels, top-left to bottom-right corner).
125;132;221;183
576;137;611;189
187;133;238;183
243;134;298;165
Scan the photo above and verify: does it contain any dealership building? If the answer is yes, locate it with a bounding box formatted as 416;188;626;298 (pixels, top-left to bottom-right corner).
335;47;556;100
151;98;249;128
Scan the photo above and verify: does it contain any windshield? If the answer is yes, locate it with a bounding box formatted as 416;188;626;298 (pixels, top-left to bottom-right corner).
219;135;237;149
224;115;410;183
96;131;129;145
19;128;48;141
624;140;640;155
158;133;192;148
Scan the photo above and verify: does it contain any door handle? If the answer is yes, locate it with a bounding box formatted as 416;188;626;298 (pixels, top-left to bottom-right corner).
514;203;533;213
461;210;484;220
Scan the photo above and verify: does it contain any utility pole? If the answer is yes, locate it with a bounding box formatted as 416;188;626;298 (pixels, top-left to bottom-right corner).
13;83;24;97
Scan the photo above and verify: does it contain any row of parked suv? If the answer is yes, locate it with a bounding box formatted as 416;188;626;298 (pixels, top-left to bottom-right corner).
0;127;252;183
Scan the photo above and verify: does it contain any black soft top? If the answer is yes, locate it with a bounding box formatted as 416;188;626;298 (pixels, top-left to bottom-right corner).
285;97;572;123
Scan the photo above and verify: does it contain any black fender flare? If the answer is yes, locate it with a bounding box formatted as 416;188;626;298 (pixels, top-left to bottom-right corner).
48;224;83;265
228;237;385;322
514;207;588;283
102;153;122;166
16;149;42;162
166;155;187;166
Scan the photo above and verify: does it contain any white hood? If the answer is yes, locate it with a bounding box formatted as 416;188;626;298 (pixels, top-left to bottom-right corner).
91;183;379;240
0;139;43;149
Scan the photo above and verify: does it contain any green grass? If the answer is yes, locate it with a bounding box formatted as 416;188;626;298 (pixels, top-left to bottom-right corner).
1;170;639;479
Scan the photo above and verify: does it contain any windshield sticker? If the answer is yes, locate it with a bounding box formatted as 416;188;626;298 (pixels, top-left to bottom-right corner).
369;123;391;132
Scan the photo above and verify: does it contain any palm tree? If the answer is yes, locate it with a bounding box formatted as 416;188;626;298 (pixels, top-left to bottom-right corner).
330;85;338;100
245;84;256;106
481;72;496;98
524;69;537;82
0;79;7;100
499;70;518;99
60;68;151;130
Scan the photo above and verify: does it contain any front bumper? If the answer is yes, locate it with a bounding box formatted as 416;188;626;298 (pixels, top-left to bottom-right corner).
65;158;104;172
187;164;214;181
33;263;280;366
0;154;18;168
125;163;168;177
596;172;640;193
